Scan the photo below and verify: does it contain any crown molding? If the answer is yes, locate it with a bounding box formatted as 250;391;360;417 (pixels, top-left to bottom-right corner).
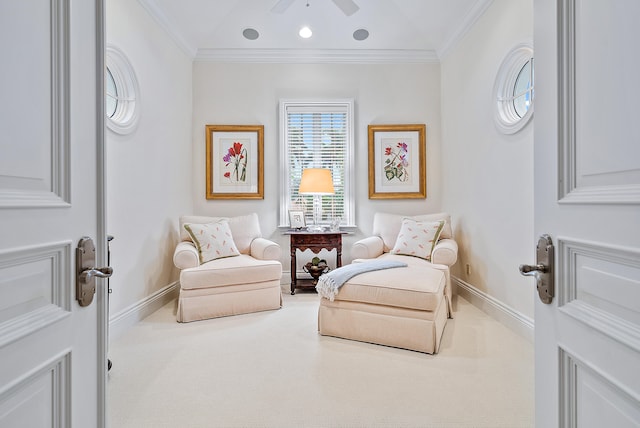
137;0;197;58
437;0;494;60
194;48;440;64
137;0;490;64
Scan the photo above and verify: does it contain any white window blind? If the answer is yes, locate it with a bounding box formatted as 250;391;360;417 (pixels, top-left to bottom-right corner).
279;100;354;227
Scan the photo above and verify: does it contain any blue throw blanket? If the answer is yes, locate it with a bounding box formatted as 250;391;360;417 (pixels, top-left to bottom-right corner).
315;260;408;301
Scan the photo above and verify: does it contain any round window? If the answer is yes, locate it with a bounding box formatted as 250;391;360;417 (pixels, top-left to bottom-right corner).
105;67;118;118
493;43;534;134
105;46;140;134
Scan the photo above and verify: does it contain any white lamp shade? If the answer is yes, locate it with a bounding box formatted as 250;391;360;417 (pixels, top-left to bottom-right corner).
299;168;334;195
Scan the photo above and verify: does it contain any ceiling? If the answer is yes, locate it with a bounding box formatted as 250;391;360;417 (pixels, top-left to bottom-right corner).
137;0;493;62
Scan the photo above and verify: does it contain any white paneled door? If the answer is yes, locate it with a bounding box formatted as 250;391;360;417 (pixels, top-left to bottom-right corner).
534;0;640;427
0;1;107;427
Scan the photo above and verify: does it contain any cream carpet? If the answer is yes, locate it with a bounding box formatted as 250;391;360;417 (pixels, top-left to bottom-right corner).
108;292;534;428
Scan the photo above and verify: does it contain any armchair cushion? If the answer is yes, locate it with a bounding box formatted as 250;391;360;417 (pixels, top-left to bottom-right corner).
183;221;240;263
227;213;263;254
389;218;445;260
180;255;282;290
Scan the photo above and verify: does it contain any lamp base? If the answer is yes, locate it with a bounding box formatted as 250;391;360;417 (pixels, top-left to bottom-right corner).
306;224;325;233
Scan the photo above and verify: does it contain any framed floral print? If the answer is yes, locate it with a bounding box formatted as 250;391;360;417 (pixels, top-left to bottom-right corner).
367;124;426;199
205;125;264;199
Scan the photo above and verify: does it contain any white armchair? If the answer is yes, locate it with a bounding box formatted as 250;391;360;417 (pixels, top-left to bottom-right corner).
317;212;458;353
173;213;282;322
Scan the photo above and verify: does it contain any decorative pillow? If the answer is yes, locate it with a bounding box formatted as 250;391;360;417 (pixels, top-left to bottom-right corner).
389;218;445;260
183;221;240;264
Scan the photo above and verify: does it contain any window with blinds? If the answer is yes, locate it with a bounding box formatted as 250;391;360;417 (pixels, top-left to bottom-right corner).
279;100;354;227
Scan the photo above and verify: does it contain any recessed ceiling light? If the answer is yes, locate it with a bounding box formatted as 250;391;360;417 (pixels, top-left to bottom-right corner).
242;28;260;40
353;28;369;41
299;26;313;39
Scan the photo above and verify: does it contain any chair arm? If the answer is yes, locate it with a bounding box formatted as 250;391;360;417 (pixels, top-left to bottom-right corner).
351;236;385;260
174;241;199;269
431;239;458;267
251;237;282;260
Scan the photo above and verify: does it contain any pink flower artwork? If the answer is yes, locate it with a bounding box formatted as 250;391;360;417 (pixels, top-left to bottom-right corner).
382;141;410;182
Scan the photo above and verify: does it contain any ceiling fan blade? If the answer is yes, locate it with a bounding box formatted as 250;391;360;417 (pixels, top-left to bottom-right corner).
271;0;296;14
332;0;359;16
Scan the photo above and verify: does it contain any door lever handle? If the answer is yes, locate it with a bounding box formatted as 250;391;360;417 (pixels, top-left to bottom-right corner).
519;235;554;304
76;237;113;307
519;264;547;301
519;263;546;274
79;267;113;283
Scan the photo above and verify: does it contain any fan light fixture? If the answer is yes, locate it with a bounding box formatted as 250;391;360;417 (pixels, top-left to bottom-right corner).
272;0;359;17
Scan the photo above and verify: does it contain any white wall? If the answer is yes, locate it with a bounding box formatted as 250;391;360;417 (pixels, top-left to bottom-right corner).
441;0;534;320
106;0;193;322
191;62;443;270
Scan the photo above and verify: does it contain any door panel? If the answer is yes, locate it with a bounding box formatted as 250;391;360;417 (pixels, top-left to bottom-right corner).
0;0;106;426
0;352;70;427
535;0;640;426
0;0;69;207
558;238;640;350
558;0;640;203
0;242;71;347
561;351;640;428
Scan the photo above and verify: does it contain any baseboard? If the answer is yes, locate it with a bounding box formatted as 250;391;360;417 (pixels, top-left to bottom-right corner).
452;276;534;343
109;281;180;341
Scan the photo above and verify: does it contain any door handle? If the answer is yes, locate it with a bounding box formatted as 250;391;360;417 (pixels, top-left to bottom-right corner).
79;267;113;283
76;237;113;307
519;234;554;304
519;263;546;274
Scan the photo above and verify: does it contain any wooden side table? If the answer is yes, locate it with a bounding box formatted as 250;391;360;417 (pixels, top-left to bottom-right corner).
286;231;347;295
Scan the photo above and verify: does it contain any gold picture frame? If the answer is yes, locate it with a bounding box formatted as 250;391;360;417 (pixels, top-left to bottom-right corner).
368;124;426;199
205;125;264;199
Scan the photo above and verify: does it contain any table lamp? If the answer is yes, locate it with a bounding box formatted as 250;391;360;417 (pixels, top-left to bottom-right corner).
299;168;334;232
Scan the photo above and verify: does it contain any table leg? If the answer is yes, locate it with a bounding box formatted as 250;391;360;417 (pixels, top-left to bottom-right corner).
290;246;296;295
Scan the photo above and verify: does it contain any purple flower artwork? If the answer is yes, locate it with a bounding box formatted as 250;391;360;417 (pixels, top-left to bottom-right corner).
383;141;410;182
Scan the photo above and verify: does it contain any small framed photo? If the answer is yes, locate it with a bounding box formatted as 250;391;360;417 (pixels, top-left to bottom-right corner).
289;210;306;229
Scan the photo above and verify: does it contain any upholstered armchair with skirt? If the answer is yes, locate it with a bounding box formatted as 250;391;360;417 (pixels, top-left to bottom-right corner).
318;212;458;353
173;213;282;322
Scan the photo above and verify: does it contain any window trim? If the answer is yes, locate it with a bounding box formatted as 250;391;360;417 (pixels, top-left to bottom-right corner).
106;45;140;135
493;42;534;135
278;99;355;228
105;67;118;118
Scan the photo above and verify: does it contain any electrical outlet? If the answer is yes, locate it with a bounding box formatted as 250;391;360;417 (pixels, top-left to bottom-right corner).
465;263;471;275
